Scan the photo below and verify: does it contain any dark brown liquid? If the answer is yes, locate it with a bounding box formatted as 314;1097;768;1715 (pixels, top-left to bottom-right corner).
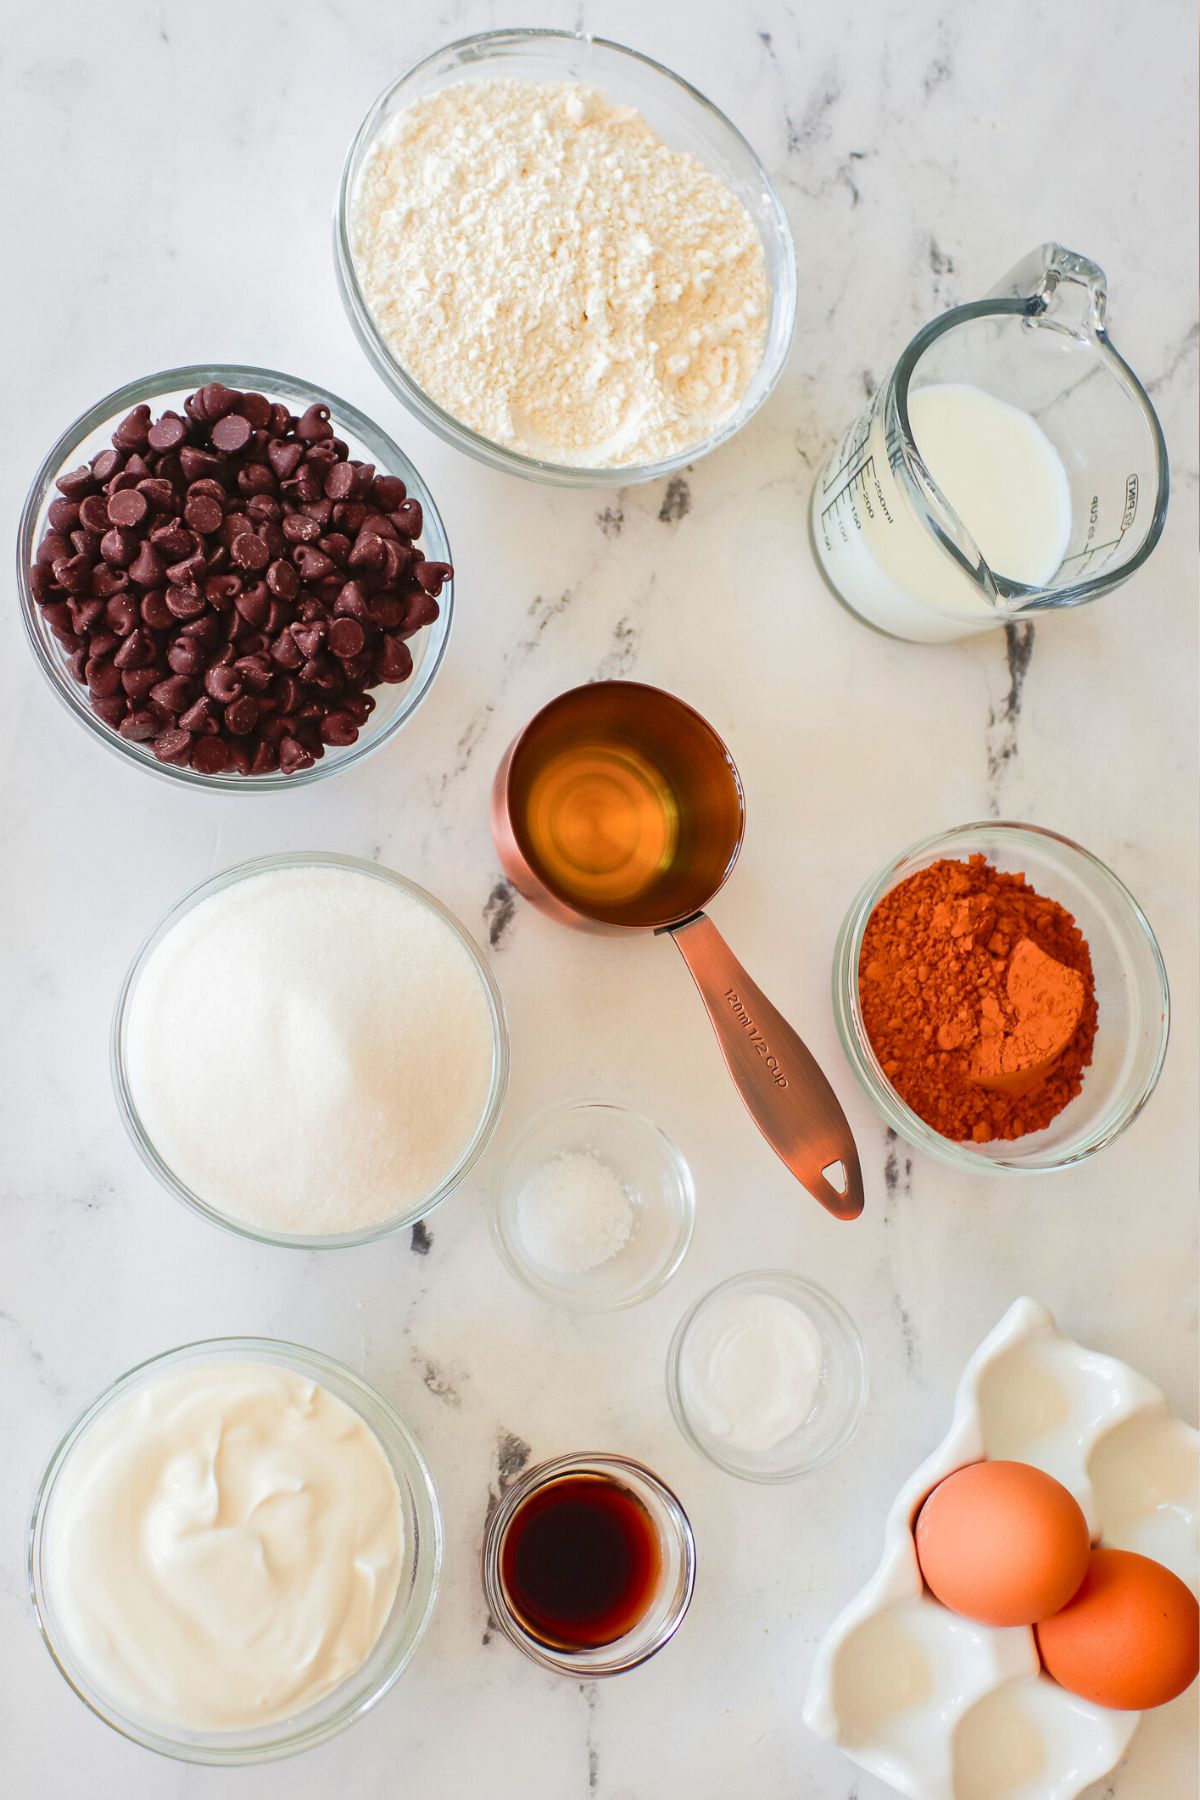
499;1472;663;1651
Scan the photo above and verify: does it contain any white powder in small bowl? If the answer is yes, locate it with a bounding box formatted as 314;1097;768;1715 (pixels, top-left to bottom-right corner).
124;864;499;1238
679;1291;824;1455
516;1149;635;1274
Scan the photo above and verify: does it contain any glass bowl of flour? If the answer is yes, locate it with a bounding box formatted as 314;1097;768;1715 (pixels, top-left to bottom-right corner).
111;853;509;1247
335;30;796;486
28;1337;442;1762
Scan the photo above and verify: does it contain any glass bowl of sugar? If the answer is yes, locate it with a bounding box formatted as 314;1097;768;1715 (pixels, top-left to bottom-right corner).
335;30;796;487
112;853;509;1248
490;1100;695;1310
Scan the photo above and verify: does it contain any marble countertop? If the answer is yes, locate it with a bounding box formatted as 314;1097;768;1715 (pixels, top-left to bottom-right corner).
1;2;1196;1796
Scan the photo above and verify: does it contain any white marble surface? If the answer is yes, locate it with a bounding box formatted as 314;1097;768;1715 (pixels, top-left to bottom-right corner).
1;3;1196;1796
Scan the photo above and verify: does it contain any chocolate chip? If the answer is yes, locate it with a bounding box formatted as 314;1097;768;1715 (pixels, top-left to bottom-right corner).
296;404;332;443
231;531;270;571
237;392;272;430
204;663;242;705
185;494;224;535
113;406;152;450
113;628;155;670
324;461;355;501
153;728;193;765
91;448;123;483
192;383;239;421
328;616;365;660
374;636;413;683
107;488;149;529
278;735;315;773
320;711;360;746
414;559;452;596
56;465;95;500
400;591;440;638
147;413;187;452
119;709;159;741
165;584;206;620
395;499;423;538
225;695;259;735
211;413;252;454
191;736;231;775
75;495;109;535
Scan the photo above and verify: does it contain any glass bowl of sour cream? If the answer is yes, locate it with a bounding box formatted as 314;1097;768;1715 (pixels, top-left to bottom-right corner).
334;30;796;487
27;1338;443;1764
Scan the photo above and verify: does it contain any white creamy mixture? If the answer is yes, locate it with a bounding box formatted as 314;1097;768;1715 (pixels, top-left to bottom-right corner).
126;866;495;1237
680;1291;824;1454
813;381;1073;641
350;79;769;466
517;1148;635;1273
44;1362;404;1731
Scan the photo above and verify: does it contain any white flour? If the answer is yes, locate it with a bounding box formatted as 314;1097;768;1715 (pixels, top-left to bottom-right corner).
350;79;769;466
126;865;496;1237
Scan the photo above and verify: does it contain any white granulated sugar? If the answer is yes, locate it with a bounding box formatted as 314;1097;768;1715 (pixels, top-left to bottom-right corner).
350;79;769;466
517;1149;635;1274
125;866;496;1237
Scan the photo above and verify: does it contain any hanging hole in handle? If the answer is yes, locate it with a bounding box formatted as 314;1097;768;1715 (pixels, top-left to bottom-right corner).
822;1160;848;1196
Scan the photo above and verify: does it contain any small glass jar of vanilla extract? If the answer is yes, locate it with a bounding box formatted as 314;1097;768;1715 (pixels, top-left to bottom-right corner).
481;1452;696;1675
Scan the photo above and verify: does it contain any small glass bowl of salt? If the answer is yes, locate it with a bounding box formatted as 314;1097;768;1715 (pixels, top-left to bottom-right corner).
491;1100;695;1311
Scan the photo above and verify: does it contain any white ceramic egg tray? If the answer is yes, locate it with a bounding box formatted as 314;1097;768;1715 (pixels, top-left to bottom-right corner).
804;1297;1199;1800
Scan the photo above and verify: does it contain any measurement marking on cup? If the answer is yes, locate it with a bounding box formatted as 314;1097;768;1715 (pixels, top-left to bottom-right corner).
821;419;871;493
724;990;788;1088
820;454;894;548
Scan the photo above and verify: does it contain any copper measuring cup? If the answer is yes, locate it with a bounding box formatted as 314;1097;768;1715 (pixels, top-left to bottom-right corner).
491;682;864;1221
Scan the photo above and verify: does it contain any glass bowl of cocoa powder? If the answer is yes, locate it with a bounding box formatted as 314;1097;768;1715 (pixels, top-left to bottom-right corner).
832;823;1169;1174
18;364;453;790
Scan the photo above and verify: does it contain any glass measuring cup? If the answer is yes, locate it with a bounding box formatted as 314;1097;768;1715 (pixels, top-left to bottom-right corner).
811;243;1169;642
491;682;864;1220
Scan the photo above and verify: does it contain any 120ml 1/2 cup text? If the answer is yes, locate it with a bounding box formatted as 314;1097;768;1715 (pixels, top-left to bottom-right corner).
724;990;787;1088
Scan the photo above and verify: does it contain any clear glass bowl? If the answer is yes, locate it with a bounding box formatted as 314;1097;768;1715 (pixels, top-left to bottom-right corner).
480;1451;696;1675
334;29;797;487
666;1271;868;1483
27;1337;442;1764
112;852;510;1247
17;363;453;790
489;1099;695;1310
832;822;1170;1174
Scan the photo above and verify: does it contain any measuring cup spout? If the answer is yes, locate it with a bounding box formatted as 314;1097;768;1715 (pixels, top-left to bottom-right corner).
987;242;1109;340
667;914;864;1220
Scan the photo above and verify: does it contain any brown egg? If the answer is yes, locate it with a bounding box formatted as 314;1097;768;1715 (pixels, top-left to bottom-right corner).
1036;1547;1200;1710
914;1460;1091;1627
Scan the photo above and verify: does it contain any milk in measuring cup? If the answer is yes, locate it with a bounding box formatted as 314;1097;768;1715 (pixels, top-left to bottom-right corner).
813;383;1072;642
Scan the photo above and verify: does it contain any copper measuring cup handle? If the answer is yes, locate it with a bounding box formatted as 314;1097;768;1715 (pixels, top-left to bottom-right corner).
667;914;864;1221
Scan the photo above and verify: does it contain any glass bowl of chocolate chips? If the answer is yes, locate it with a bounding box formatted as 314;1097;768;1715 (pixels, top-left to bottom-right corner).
18;364;453;788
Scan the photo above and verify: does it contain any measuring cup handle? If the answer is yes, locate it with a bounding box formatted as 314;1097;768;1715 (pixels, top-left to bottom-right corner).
667;913;864;1221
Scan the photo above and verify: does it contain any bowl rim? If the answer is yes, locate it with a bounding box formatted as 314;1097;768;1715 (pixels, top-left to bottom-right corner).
333;27;798;488
27;1335;443;1764
665;1269;869;1483
832;820;1171;1175
17;361;454;791
111;851;510;1247
489;1096;696;1310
